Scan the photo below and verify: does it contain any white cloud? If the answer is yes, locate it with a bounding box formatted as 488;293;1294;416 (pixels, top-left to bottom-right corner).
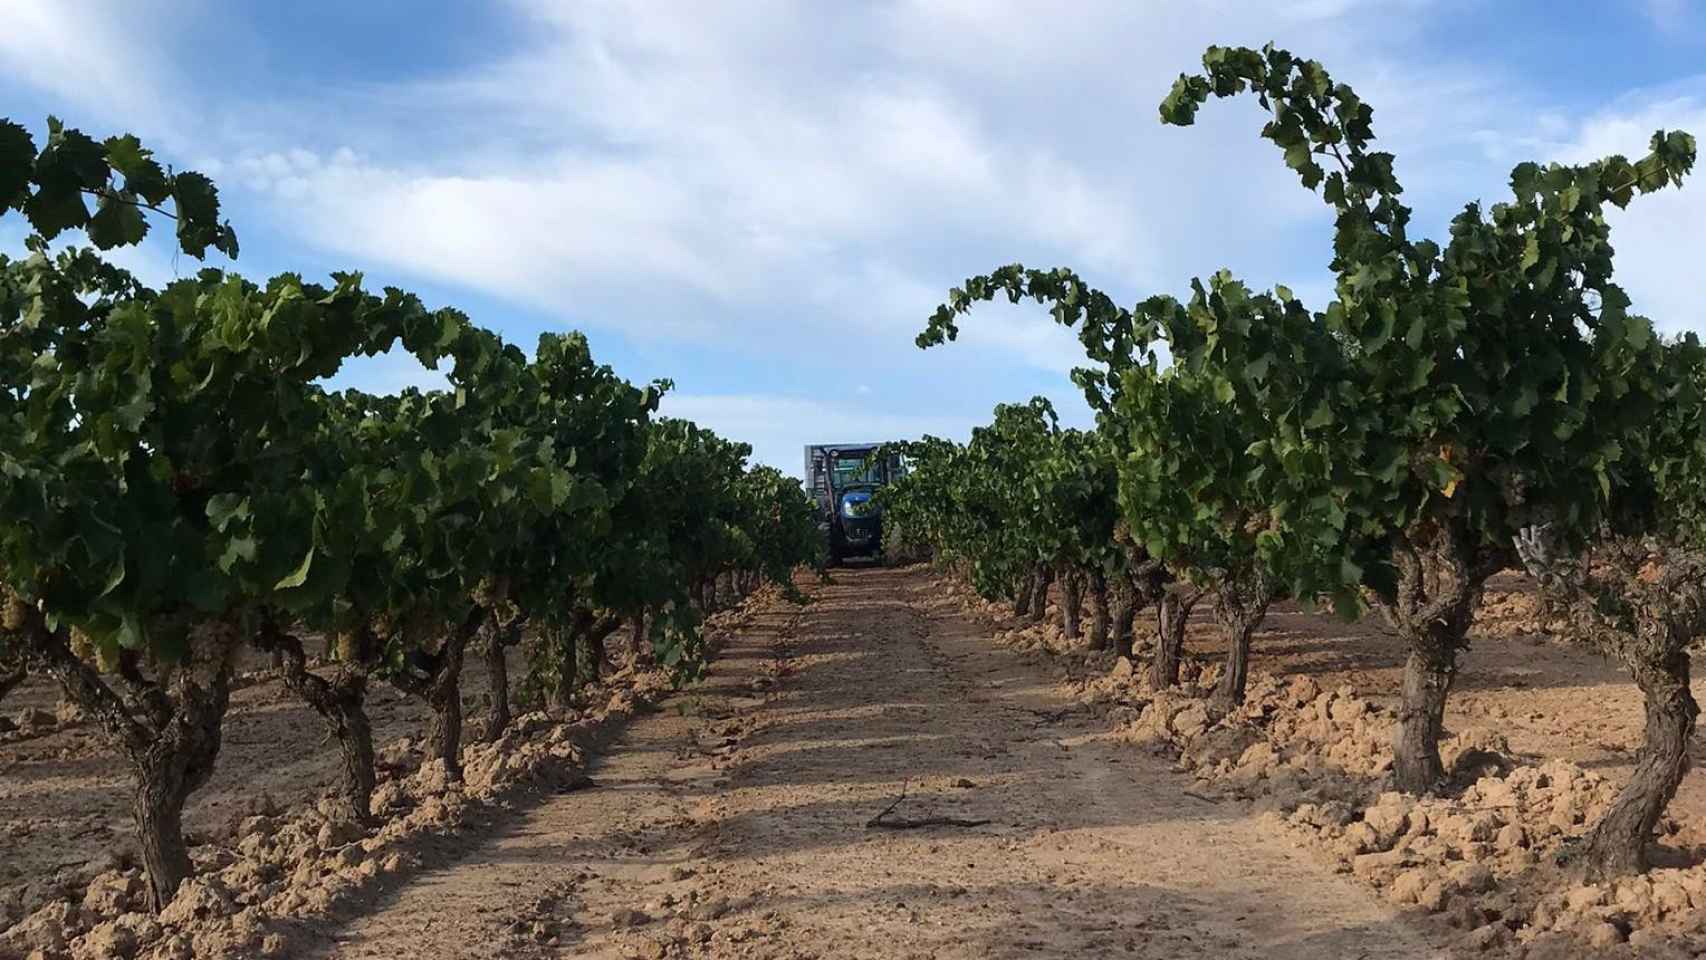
0;0;192;145
11;0;1705;470
1503;87;1706;336
1642;0;1692;33
320;350;452;396
232;0;1485;365
658;392;987;476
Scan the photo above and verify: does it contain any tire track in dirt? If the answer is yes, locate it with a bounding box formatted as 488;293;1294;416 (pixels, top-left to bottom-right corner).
304;567;1446;958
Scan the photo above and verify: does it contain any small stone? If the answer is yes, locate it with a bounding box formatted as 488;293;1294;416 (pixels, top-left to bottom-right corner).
1406;807;1432;837
1170;704;1210;739
1457;811;1501;843
1328;697;1367;725
70;919;140;960
1337;822;1379;857
687;895;735;921
1583;922;1623;949
150;933;194;960
54;699;86;726
1362;798;1410;849
1493;823;1527;852
16;707;53;729
158;877;234;926
378;738;417;769
1626;928;1689;959
1472;777;1516;809
1296;801;1355;830
1416;881;1447;913
7;901;77;953
1467;922;1505;951
81;870;143;918
1563;884;1605;912
1650;879;1691;915
1351;848;1412;881
1388;869;1427;905
609;907;651;928
1284;676;1321;706
1447;863;1494;894
1613;878;1653;915
316;818;366;849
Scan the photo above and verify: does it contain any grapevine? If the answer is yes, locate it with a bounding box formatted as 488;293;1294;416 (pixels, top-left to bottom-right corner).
0;118;823;910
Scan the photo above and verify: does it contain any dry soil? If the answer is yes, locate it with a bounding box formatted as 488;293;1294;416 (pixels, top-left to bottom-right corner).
287;566;1446;959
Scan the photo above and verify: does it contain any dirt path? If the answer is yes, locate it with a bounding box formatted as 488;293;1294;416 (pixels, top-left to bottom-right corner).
300;567;1444;959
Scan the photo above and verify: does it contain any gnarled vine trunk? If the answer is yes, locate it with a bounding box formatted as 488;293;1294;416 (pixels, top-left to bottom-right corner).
1029;566;1053;624
1087;569;1111;650
1393;638;1457;793
1110;563;1165;660
485;637;509;739
428;680;463;778
1513;531;1706;876
1059;567;1083;640
270;627;375;823
578;615;621;683
130;700;226;912
1209;570;1273;713
1014;574;1036;617
631;614;651;666
1152;585;1203;689
1375;523;1492;795
551;610;623;710
550;615;586;713
484;615;525;741
394;605;485;784
1109;580;1137;659
31;617;236;912
1582;650;1697;877
578;630;599;683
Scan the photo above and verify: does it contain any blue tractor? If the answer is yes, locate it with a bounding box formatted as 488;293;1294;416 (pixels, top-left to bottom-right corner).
804;443;905;565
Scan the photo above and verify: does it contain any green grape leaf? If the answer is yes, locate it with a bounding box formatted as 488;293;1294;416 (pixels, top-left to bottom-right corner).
102;133;170;204
274;546;315;590
87;190;149;248
0;119;36;212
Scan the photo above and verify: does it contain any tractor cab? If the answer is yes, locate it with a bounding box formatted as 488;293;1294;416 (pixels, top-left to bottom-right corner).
804;443;905;565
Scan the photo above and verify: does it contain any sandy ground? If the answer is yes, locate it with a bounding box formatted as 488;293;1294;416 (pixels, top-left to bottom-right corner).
0;644;519;918
286;566;1444;959
5;563;1700;957
1165;573;1706;839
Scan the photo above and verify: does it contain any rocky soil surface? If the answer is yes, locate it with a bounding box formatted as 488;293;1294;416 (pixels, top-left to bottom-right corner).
967;572;1706;958
6;565;1699;958
254;567;1440;959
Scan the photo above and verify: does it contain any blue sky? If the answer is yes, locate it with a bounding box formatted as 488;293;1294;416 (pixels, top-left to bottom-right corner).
5;0;1706;475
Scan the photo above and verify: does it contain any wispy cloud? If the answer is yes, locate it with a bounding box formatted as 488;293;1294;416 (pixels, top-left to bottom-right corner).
0;0;192;145
1553;87;1706;334
1642;0;1694;34
657;392;987;477
228;1;1467;361
5;1;1704;473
